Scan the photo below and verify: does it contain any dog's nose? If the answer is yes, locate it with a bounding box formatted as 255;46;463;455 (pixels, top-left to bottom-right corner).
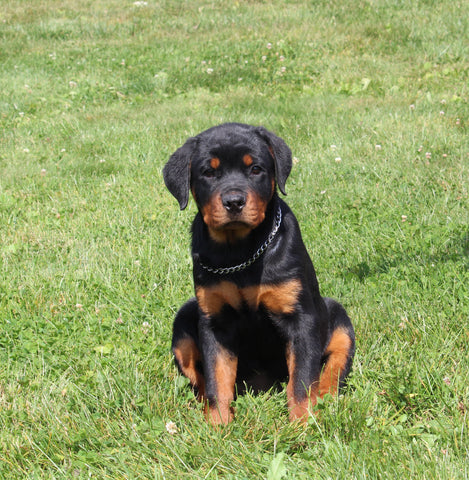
222;192;246;214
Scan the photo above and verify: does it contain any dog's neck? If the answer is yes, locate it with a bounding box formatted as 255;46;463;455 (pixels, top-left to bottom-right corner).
193;196;282;275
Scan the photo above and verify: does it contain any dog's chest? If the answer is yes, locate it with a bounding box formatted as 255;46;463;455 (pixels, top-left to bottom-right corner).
196;279;301;317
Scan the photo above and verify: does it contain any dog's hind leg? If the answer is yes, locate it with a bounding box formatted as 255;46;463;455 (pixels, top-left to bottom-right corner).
172;298;206;400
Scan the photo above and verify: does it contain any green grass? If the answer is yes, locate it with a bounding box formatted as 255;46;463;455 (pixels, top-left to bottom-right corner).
1;0;468;478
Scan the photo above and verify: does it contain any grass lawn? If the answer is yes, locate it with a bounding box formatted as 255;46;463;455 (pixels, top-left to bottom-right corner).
1;0;468;478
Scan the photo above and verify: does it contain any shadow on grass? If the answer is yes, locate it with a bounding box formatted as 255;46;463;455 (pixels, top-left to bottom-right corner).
347;226;468;283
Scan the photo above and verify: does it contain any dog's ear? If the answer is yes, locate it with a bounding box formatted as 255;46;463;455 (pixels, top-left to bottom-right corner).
163;137;197;210
255;127;292;195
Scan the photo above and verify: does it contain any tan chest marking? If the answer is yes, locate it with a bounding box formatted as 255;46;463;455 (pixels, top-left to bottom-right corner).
196;279;302;316
196;281;243;315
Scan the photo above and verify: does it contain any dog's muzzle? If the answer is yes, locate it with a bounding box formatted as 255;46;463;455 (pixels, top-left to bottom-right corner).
222;191;246;214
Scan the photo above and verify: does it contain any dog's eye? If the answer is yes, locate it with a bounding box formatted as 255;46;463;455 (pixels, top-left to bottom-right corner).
202;169;216;178
250;165;263;175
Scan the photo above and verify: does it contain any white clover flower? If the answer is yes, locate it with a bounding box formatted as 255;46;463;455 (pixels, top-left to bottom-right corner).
166;421;178;434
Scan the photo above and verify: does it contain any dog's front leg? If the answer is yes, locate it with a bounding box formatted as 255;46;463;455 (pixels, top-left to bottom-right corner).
199;317;238;425
285;336;322;423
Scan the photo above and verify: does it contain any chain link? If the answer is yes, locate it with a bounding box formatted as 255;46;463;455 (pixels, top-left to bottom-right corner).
198;206;282;275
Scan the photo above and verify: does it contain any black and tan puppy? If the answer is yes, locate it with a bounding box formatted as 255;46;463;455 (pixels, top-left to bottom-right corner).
163;123;355;425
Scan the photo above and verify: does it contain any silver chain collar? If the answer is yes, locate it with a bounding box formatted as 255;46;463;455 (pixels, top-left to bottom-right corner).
198;206;282;275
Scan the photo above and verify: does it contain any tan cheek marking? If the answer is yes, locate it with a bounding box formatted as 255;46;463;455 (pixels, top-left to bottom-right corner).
232;191;266;232
210;157;220;169
202;195;234;242
206;349;238;425
202;194;224;227
203;192;266;243
242;279;302;315
319;327;352;397
196;282;242;316
243;154;253;166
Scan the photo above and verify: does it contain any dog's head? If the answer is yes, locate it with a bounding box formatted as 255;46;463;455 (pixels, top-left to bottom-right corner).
163;123;292;242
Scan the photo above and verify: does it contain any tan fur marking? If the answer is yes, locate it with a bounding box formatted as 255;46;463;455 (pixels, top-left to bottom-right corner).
197;280;301;316
196;282;242;316
210;157;220;169
285;343;296;411
202;191;267;244
244;191;267;227
319;327;352;397
243;279;302;315
243;154;253;166
285;344;318;423
258;280;301;314
289;397;312;423
173;338;206;400
208;226;252;244
201;195;248;243
202;195;225;230
206;349;238;425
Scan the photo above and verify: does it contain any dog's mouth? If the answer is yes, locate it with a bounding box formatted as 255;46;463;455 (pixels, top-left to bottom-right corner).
214;207;266;229
216;219;252;230
207;221;253;244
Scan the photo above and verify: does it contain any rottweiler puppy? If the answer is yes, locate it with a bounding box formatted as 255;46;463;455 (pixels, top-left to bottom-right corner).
163;123;355;425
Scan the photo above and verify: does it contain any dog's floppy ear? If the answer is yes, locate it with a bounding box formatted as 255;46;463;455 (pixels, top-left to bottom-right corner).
163;137;197;210
255;127;292;195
